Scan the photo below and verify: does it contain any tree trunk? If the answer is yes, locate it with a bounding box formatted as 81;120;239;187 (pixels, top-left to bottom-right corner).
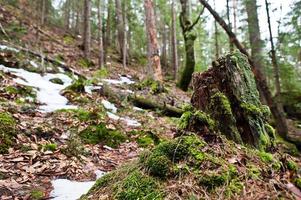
106;0;112;49
161;25;167;69
265;0;281;97
144;0;163;81
40;0;46;26
171;0;179;79
123;1;127;68
226;0;234;51
191;52;273;150
233;0;237;34
245;0;264;69
115;0;124;61
198;0;288;138
83;0;91;58
178;0;203;91
98;0;104;69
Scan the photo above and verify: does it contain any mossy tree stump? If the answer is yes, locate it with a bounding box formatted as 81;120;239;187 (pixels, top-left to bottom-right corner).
191;52;273;149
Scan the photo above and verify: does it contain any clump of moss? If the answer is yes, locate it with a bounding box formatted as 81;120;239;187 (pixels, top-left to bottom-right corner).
80;124;127;147
0;112;17;154
287;160;298;171
50;78;64;85
258;151;274;163
114;170;163;200
247;164;261;179
198;165;238;190
62;132;86;158
5;85;36;99
43;143;57;151
141;134;206;178
63;35;75;45
136;131;160;148
30;189;44;200
136;78;165;94
294;178;301;190
78;57;94;68
178;109;215;131
225;179;244;197
57;108;101;122
63;78;85;93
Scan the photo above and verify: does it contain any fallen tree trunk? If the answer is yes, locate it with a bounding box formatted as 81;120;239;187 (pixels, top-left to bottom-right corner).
129;95;183;117
198;0;288;139
191;52;274;149
99;84;183;117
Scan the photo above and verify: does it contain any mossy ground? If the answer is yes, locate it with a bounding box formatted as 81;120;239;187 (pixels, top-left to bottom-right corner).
0;112;17;154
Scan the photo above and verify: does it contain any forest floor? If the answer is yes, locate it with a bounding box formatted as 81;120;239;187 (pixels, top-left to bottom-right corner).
0;4;191;199
1;3;301;200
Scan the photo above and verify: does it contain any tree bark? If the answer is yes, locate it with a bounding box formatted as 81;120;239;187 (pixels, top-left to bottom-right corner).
144;0;163;81
214;0;219;59
191;52;273;149
98;0;104;69
115;0;125;61
122;1;127;68
226;0;234;51
245;0;264;69
83;0;91;58
171;0;179;79
198;0;288;138
178;0;204;91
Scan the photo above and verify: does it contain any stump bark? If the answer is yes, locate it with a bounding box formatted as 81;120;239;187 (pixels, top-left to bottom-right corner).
191;52;273;149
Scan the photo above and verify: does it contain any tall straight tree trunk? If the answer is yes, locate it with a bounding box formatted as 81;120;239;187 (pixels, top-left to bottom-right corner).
226;0;234;51
214;0;219;59
161;25;167;69
265;0;281;97
83;0;91;58
198;0;288;138
171;0;179;79
40;0;46;25
115;0;125;61
106;0;112;49
178;0;203;91
64;0;70;30
233;0;237;34
122;1;127;68
98;0;104;68
144;0;163;81
245;0;264;70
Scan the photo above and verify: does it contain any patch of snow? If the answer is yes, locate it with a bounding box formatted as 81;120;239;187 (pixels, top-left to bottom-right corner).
29;60;39;68
85;85;102;94
102;75;135;85
106;112;141;127
122;89;134;94
122;117;141;127
50;170;105;200
102;99;117;113
0;64;77;112
107;111;120;120
0;44;19;52
133;106;144;111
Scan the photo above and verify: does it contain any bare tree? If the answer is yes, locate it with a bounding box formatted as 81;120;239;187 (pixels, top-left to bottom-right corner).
171;0;179;79
83;0;91;58
98;0;104;68
115;0;125;61
144;0;163;81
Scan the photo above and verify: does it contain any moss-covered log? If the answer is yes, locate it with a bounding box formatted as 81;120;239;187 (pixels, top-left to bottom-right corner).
191;51;274;149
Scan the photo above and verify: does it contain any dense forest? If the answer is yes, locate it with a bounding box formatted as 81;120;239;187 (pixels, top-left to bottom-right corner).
0;0;301;199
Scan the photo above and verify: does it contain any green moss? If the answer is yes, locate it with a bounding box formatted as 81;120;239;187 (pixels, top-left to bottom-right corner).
145;154;171;178
136;78;165;94
259;132;271;151
0;112;17;154
178;109;215;131
50;78;64;85
287;160;298;171
275;136;299;156
80;124;127;147
43;143;57;151
63;35;75;45
64;78;85;93
258;151;274;163
78;57;93;68
225;179;244;197
247;164;261;179
93;68;108;79
114;171;163;200
272;161;282;171
294;178;301;189
264;124;276;139
209;92;242;143
62;132;86;158
198;165;238;190
30;189;44;200
5;85;36;99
